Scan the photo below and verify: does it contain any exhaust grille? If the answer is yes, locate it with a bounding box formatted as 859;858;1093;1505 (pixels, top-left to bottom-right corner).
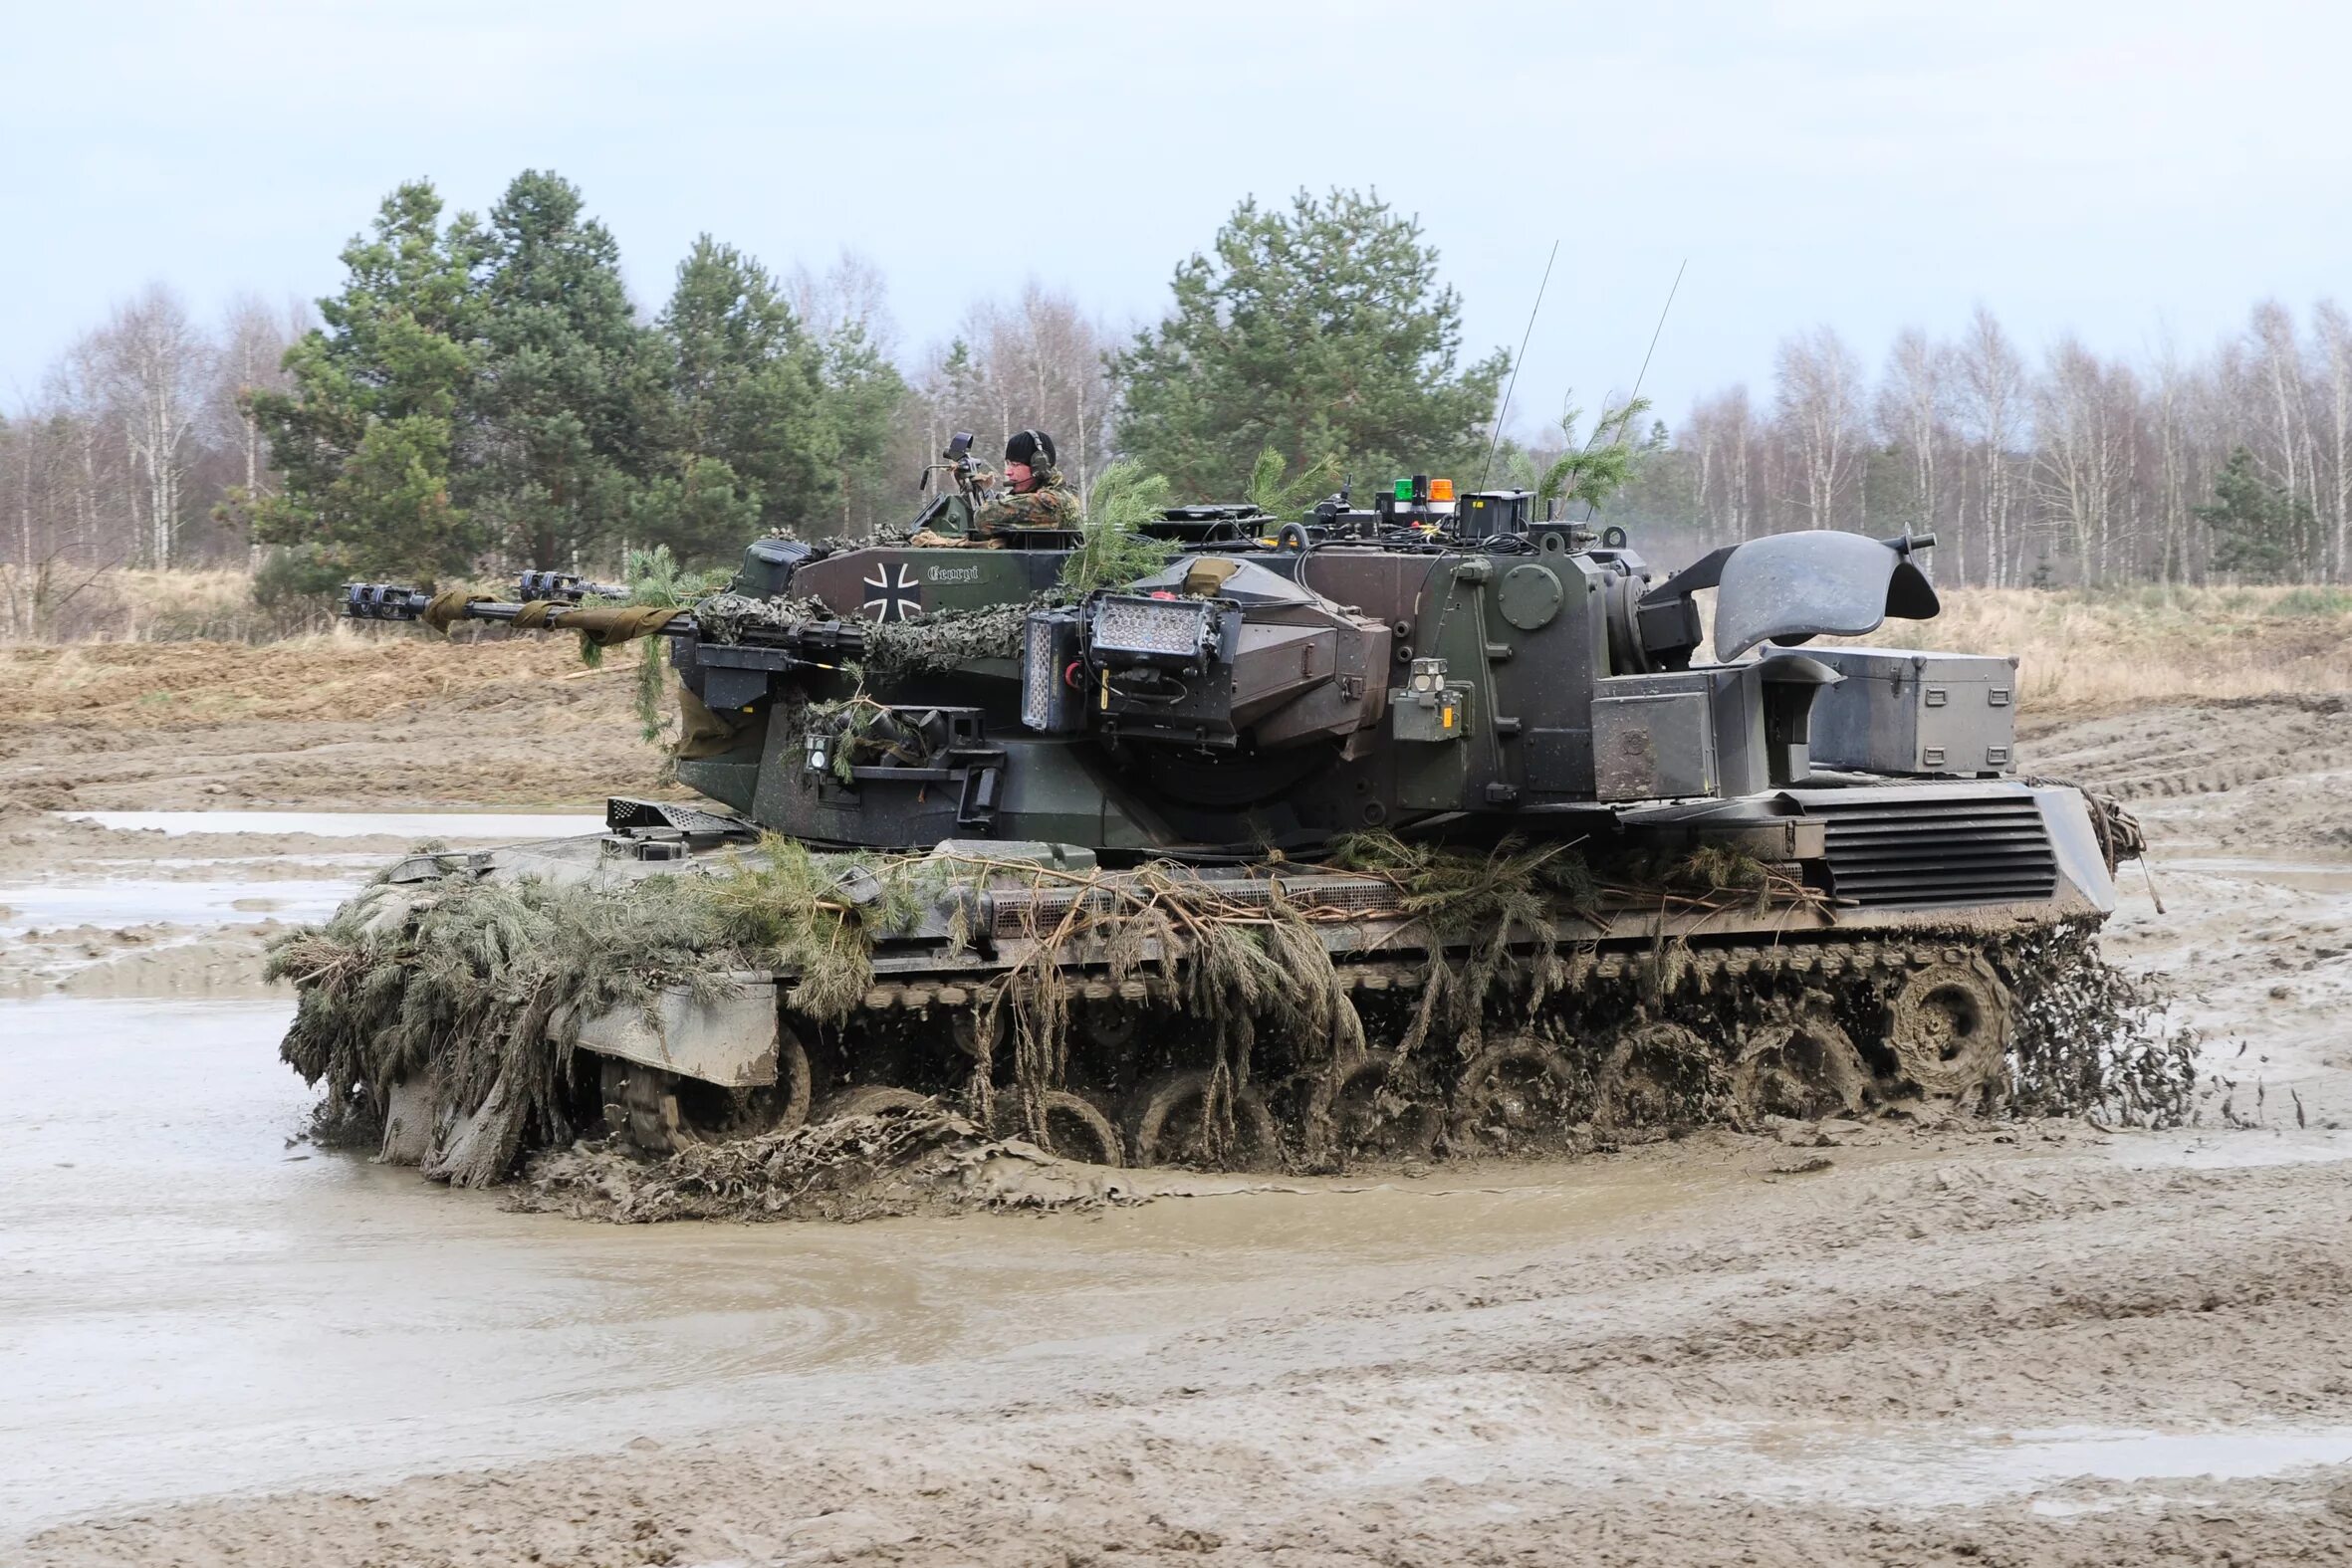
1806;792;2057;909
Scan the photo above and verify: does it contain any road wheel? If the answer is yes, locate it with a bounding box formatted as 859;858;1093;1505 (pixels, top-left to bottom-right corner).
1733;1011;1869;1121
1884;958;2013;1102
1595;1020;1728;1130
597;1025;814;1155
1311;1050;1440;1161
818;1084;935;1121
1450;1033;1588;1153
999;1090;1125;1166
1128;1069;1281;1171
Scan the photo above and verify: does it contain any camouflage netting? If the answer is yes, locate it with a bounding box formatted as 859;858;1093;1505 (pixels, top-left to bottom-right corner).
858;600;1037;678
690;592;832;646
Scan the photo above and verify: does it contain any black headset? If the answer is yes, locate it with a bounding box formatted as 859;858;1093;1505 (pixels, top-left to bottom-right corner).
1010;429;1054;474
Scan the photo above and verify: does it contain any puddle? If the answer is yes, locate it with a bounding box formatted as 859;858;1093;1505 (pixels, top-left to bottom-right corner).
1970;1425;2352;1491
1347;1416;2352;1510
2157;856;2352;895
2093;1129;2352;1171
0;879;357;937
0;995;1728;1535
59;810;606;839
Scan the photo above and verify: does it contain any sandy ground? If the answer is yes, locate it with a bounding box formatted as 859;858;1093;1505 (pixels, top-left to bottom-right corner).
5;636;2352;1565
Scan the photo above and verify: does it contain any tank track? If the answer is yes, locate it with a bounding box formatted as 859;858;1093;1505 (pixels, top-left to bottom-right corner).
602;931;2034;1173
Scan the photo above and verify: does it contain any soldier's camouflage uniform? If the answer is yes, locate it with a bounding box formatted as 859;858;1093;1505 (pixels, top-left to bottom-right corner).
972;470;1079;534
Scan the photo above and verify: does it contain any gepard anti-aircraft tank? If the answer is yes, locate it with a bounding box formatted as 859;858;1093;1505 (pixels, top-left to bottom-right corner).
306;467;2142;1179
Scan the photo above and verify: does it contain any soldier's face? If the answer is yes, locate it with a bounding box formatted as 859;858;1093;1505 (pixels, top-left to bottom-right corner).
1006;460;1035;490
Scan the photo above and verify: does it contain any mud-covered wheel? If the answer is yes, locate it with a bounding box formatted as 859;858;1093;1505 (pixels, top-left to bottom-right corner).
1128;1070;1281;1171
819;1084;935;1121
1595;1020;1729;1130
1884;957;2013;1102
598;1026;814;1154
1312;1050;1440;1161
1450;1033;1588;1152
1733;1011;1869;1120
1075;1000;1142;1053
998;1090;1125;1167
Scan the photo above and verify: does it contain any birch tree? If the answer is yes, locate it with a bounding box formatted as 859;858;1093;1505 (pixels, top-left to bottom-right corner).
87;286;208;568
1772;326;1862;530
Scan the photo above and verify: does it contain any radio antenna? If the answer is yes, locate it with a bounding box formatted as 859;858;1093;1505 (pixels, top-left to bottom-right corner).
1479;239;1558;491
1582;257;1687;530
1625;256;1687;415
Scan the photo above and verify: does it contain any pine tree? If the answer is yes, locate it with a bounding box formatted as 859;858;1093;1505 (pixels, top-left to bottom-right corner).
464;170;663;568
1111;188;1509;496
641;236;833;562
2200;445;2314;582
247;181;481;578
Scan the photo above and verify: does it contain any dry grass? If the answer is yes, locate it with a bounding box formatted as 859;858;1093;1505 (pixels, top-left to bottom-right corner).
0;565;339;643
0;626;619;728
10;568;2350;720
1837;586;2352;716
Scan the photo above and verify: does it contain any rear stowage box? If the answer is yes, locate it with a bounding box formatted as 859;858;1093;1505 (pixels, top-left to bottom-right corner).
1804;648;2017;778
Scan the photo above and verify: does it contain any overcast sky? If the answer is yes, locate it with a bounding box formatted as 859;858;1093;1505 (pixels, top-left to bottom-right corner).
3;0;2344;441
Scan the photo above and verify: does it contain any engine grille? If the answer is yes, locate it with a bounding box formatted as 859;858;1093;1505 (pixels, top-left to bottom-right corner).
1806;792;2058;908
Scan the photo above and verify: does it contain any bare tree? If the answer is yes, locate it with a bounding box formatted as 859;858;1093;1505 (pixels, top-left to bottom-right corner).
84;285;210;568
2033;338;2145;585
1773;326;1863;531
2313;301;2352;579
206;294;306;561
2247;301;2315;529
1876;329;1955;575
2147;332;2202;584
1955;308;2028;586
1682;385;1759;545
914;280;1117;501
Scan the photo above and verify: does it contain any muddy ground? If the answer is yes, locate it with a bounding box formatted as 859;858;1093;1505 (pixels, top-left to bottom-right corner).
4;636;2352;1565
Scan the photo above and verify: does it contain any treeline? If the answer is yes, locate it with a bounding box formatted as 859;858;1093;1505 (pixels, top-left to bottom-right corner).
1610;304;2352;586
8;164;2345;631
2;178;1505;629
1;287;308;630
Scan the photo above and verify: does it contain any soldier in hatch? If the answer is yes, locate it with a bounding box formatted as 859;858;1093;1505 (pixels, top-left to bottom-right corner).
971;428;1078;535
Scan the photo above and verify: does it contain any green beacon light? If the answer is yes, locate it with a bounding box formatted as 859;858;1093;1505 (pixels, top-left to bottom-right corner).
1393;479;1412;501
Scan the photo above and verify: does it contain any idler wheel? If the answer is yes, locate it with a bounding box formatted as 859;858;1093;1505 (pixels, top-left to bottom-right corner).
1595;1020;1728;1130
818;1084;935;1121
1449;1033;1588;1152
999;1090;1125;1167
1128;1069;1281;1171
1884;957;2013;1102
1733;1011;1868;1121
597;1025;813;1154
1311;1050;1440;1161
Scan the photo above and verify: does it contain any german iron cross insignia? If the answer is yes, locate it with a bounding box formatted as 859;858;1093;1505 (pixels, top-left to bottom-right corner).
860;560;921;622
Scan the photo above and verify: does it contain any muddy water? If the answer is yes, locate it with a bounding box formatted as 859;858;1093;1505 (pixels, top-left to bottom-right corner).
61;810;607;838
0;993;1731;1535
0;879;355;935
11;785;2352;1561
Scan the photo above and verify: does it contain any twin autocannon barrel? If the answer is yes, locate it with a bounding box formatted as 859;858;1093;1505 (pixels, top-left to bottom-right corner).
340;580;867;662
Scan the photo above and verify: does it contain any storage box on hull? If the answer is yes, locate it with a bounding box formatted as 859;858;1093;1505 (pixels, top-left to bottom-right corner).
1804;647;2018;778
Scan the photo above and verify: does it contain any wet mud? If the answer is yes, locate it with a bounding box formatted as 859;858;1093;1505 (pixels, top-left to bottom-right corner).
6;680;2352;1563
